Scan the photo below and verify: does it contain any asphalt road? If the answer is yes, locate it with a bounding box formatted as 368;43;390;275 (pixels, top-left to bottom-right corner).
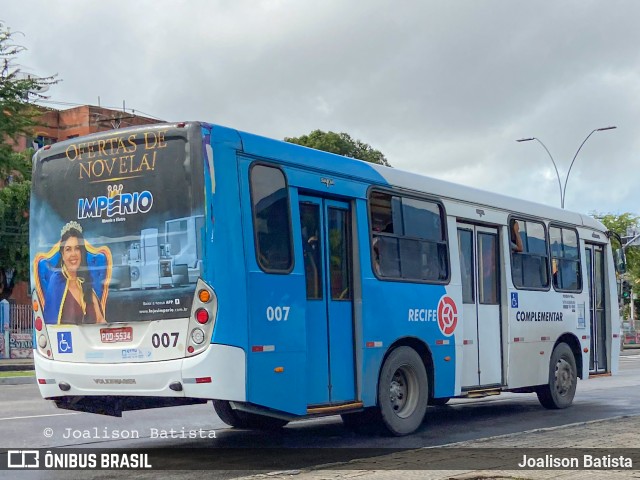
2;350;640;479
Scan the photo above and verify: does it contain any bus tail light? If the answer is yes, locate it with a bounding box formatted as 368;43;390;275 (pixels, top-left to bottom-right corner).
186;279;217;358
198;289;211;303
32;291;52;360
191;328;205;344
195;309;209;324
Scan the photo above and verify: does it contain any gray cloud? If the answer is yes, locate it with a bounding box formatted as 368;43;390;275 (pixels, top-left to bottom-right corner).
4;0;639;214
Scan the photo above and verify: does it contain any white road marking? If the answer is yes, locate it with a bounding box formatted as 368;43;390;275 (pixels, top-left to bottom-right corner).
0;412;81;422
620;354;640;360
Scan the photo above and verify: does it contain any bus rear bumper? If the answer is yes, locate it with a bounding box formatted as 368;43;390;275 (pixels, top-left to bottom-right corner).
34;343;246;402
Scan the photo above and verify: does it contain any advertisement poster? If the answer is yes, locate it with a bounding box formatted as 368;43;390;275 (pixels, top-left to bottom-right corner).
30;125;205;325
9;333;33;359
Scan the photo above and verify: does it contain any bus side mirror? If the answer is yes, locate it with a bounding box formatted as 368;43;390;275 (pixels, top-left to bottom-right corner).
615;248;627;274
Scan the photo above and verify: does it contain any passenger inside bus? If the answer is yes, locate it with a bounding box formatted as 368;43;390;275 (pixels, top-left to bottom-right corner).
372;222;394;276
510;219;524;253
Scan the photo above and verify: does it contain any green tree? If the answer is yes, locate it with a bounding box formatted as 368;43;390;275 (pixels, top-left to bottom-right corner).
592;212;640;278
0;179;29;282
0;21;58;296
592;212;640;322
1;21;57;179
285;130;391;167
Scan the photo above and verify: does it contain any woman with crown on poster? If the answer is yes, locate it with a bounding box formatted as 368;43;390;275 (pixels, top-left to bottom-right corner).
43;221;106;325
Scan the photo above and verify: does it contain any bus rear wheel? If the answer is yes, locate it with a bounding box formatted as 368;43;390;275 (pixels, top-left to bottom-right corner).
213;400;289;430
377;346;428;436
536;343;577;409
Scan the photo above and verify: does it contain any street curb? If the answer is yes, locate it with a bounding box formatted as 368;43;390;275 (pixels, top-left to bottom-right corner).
0;376;35;385
0;364;34;372
436;413;640;447
267;414;640;478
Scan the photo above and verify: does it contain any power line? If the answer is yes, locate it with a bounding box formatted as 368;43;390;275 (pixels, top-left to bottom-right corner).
33;99;165;121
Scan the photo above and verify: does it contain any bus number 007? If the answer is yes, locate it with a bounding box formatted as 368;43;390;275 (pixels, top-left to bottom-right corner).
266;306;290;321
152;332;179;348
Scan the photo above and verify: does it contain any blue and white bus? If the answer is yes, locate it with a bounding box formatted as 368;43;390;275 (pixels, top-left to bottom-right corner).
30;122;621;436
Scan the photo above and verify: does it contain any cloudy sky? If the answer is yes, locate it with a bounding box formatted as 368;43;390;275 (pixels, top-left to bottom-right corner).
3;1;638;215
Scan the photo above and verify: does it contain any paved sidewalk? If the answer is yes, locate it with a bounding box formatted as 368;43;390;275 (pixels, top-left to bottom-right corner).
241;415;640;480
0;358;33;371
0;357;35;385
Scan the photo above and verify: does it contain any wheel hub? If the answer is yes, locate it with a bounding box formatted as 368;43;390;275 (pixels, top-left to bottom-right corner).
389;374;406;409
387;365;419;419
554;358;573;396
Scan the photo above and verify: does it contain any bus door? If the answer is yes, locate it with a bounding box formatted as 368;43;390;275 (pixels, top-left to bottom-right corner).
298;195;356;406
585;243;607;373
457;223;503;387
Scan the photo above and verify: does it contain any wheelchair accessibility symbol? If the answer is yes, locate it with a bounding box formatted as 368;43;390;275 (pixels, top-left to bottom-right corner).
57;332;73;354
511;292;519;309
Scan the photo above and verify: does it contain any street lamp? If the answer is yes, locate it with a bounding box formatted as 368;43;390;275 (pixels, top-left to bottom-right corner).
516;126;617;208
516;137;562;207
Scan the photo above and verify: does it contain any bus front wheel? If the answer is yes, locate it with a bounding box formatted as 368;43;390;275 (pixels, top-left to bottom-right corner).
213;400;288;430
536;343;577;409
377;346;428;436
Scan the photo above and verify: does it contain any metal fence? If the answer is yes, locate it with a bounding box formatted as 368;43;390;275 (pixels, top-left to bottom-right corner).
9;304;33;334
0;302;33;359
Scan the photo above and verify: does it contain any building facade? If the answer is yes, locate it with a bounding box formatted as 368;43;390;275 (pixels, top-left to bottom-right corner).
12;105;163;151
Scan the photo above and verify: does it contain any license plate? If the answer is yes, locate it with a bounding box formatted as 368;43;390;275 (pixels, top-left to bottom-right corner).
100;327;133;343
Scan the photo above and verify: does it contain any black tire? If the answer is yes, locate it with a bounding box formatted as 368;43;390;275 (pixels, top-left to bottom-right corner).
536;343;577;409
213;400;250;428
428;396;450;406
377;346;428;436
213;400;289;430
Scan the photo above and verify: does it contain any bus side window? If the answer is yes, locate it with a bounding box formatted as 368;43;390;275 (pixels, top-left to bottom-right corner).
511;251;524;286
369;190;448;283
511;218;549;290
549;226;581;292
250;164;293;273
379;236;401;277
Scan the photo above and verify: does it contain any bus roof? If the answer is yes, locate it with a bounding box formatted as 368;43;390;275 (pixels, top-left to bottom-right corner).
234;127;607;233
32;121;607;234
